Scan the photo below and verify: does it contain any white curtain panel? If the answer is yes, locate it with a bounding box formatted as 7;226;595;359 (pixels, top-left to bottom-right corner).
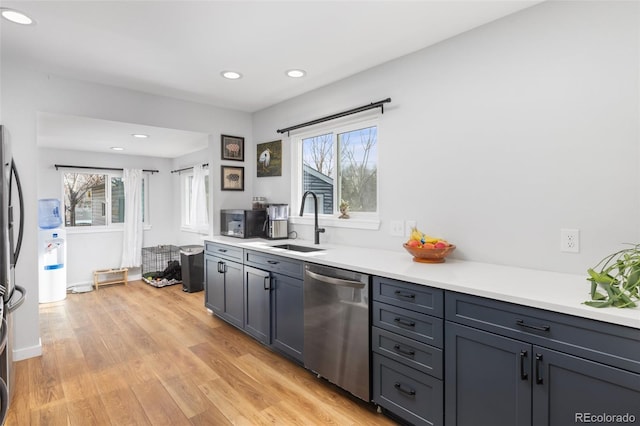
191;164;209;233
121;168;143;268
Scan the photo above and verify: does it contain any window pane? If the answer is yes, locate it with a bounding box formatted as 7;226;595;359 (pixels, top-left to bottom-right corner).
338;126;377;212
63;173;106;226
111;177;125;223
302;133;334;214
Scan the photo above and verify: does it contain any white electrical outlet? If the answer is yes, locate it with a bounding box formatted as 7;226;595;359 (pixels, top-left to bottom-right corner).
390;220;404;237
561;229;580;253
405;220;417;237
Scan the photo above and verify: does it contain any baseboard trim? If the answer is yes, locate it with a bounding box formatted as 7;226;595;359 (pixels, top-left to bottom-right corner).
66;272;142;291
13;338;42;361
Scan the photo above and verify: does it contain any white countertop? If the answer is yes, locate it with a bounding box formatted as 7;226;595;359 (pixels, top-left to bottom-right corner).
205;236;640;330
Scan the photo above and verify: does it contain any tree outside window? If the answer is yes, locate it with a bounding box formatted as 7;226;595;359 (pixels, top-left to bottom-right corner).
63;172;148;227
64;173;106;226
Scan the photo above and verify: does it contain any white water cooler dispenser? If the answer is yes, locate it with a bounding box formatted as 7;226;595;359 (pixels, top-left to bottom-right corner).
38;199;67;303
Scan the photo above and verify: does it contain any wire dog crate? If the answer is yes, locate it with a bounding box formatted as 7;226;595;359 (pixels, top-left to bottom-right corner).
141;245;181;287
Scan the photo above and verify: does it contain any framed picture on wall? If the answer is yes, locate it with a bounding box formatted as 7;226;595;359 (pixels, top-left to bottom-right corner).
221;134;244;161
221;166;244;191
257;139;282;177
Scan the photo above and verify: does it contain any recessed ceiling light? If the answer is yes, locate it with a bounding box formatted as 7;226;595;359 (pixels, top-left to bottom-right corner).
131;133;149;139
110;147;124;151
221;71;242;80
286;69;306;78
1;8;34;25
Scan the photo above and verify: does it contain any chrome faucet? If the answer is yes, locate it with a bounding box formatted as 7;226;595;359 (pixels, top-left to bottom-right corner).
300;191;325;244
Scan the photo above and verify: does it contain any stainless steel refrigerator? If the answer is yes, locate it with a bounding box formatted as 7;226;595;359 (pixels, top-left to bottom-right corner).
0;125;26;423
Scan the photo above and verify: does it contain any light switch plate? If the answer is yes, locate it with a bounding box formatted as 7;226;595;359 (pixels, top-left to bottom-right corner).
390;220;404;236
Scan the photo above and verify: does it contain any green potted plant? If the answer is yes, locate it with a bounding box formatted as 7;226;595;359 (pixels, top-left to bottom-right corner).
585;244;640;308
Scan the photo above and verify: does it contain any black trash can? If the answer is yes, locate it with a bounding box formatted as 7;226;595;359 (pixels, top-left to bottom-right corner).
180;245;204;293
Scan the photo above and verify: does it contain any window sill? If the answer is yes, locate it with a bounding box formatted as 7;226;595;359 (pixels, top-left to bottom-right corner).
64;224;152;234
289;215;380;230
180;226;210;235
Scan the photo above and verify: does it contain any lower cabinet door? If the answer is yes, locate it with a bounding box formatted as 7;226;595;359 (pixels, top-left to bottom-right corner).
373;353;443;426
271;273;303;362
204;254;224;315
244;266;271;344
445;322;532;426
222;260;244;328
532;346;640;426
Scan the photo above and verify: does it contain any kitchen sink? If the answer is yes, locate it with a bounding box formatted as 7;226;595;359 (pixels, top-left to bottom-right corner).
272;244;325;253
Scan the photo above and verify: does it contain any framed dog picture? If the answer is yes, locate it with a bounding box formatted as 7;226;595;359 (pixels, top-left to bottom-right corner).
221;134;244;161
221;166;244;191
257;140;282;177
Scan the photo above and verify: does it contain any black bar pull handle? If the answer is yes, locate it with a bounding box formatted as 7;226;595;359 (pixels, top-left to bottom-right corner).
218;248;228;253
520;350;528;380
516;319;551;332
393;317;416;328
393;344;416;357
264;276;270;291
535;353;544;384
217;261;223;273
394;382;416;396
267;260;279;265
394;290;416;300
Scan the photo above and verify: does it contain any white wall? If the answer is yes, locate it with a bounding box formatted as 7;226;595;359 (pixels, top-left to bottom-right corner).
1;61;252;360
253;1;640;274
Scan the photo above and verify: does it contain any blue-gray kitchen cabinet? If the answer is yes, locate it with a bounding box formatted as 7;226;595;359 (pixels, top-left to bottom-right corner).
204;242;244;328
270;271;303;361
445;291;640;426
371;276;444;426
204;253;224;315
445;321;531;426
244;265;271;344
244;249;304;363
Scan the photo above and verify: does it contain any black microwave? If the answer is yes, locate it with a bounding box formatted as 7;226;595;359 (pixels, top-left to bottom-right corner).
220;209;266;238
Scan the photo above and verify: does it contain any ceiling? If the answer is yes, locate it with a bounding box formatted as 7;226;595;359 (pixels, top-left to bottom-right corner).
37;112;210;158
2;0;543;158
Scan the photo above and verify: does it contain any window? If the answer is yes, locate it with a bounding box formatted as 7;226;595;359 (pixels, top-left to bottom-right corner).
181;168;210;229
63;171;149;228
295;119;378;219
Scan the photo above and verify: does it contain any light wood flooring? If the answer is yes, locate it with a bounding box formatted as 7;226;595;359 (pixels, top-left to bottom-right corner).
6;280;397;425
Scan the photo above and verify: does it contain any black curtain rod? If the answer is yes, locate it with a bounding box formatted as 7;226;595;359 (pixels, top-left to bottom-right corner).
54;164;159;174
276;98;391;135
170;163;209;174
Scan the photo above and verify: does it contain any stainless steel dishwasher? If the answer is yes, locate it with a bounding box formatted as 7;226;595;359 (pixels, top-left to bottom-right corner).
303;263;370;401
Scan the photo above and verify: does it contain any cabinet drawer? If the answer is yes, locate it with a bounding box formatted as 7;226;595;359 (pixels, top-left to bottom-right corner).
204;242;243;262
373;301;443;348
373;276;443;317
244;250;303;279
372;327;443;379
373;353;443;426
445;291;640;373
